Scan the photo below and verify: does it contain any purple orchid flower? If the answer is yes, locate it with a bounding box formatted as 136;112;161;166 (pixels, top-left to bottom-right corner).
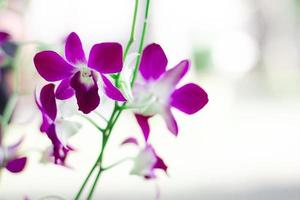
0;139;27;173
34;32;126;114
131;43;209;140
121;137;167;179
35;83;80;166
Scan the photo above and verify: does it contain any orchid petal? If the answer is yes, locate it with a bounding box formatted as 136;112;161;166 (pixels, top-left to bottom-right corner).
88;43;123;74
121;137;139;146
131;145;157;177
55;120;81;147
7;138;24;156
101;75;126;101
40;115;51;132
65;32;86;64
119;53;139;101
52;144;71;166
40;84;57;121
55;78;75;100
153;155;168;172
57;98;78;118
2;41;18;57
161;108;178;136
34;51;75;81
135;114;151;141
171;83;208;114
6;157;27;173
70;71;100;114
139;44;168;80
159;60;189;87
46;124;72;166
35;89;52;132
0;32;10;43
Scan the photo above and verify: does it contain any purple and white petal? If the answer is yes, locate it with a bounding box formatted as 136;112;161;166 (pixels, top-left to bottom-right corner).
55;119;81;147
119;53;139;101
70;71;100;114
135;114;151;141
153;155;167;172
101;75;126;101
88;43;123;74
55;78;75;100
65;32;87;64
52;144;72;166
130;145;157;177
139;43;168;81
34;51;75;81
161;108;178;136
6;157;27;173
159;60;189;88
121;137;139;146
171;83;208;114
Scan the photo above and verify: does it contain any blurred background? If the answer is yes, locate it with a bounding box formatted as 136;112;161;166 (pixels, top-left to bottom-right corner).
0;0;300;199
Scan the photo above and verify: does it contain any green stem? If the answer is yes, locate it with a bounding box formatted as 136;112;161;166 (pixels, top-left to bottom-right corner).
74;104;118;200
102;157;132;171
116;0;140;86
80;114;105;132
73;161;98;200
123;0;139;59
131;0;151;87
86;166;102;200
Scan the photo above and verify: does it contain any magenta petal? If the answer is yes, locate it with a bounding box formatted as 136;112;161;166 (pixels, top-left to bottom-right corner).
40;84;57;121
34;51;75;81
88;43;123;74
171;83;208;114
101;75;126;101
40;115;51;132
70;71;100;114
121;137;139;146
0;32;10;43
139;43;168;80
35;89;51;132
55;78;75;100
153;155;168;172
135;114;151;140
162;108;178;136
6;157;27;173
65;32;86;64
46;124;71;166
52;144;71;166
160;60;189;86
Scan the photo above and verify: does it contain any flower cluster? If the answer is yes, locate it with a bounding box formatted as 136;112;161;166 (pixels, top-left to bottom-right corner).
33;31;208;196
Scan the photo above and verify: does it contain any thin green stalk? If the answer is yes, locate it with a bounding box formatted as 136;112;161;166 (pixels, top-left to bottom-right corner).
73;161;98;200
102;157;132;171
123;0;139;59
116;0;140;86
74;104;118;200
80;114;105;132
131;0;151;87
86;166;102;200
